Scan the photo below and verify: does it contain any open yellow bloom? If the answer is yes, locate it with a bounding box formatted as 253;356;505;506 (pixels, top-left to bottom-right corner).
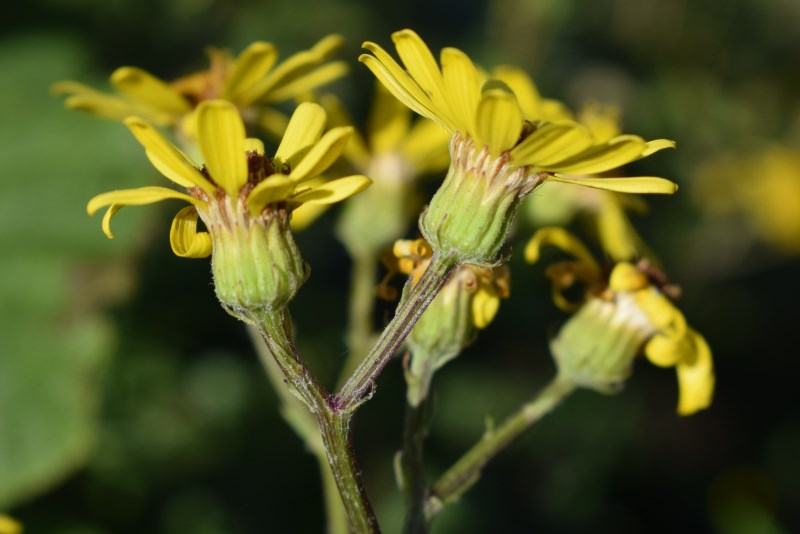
88;100;370;313
526;227;714;415
54;35;347;135
360;29;677;264
360;29;676;193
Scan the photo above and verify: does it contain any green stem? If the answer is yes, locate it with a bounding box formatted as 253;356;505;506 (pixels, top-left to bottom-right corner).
318;453;351;534
401;395;434;534
335;253;458;413
338;252;379;389
425;375;576;523
248;325;348;534
256;310;380;533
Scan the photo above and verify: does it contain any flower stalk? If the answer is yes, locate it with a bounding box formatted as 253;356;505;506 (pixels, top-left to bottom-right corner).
335;253;459;413
424;376;576;523
254;309;379;534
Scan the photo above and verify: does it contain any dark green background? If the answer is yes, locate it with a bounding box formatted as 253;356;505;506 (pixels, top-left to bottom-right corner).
1;0;798;532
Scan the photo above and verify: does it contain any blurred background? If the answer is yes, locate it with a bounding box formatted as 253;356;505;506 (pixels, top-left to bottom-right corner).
1;0;799;532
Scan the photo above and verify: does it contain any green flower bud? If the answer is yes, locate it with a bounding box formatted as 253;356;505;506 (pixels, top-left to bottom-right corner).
208;198;309;319
550;294;655;394
420;133;540;266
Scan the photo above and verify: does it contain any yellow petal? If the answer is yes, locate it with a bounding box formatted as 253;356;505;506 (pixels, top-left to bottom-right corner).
545;134;648;175
247;174;295;216
169;205;212;258
292;175;372;205
472;288;500;329
52;81;138;120
87;186;202;216
124;117;215;194
311;34;346;59
511;121;594;167
524;227;601;276
222;41;278;101
110;67;190;115
441;47;481;136
644;333;688;368
546;174;678;194
239;35;344;106
290;202;330;231
676;330;715;415
491;65;543;119
196;100;248;197
290;126;353;183
320;94;371;169
608;262;648;292
476;83;523;157
635;288;687;336
391;29;450;113
261;61;348;104
368;82;412;153
245;138;265;154
642;139;677;156
597;193;641;261
101;204;124;238
274;102;327;168
359;45;454;131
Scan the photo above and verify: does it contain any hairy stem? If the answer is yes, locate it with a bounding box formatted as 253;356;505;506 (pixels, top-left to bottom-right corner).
256;310;380;533
335;254;458;412
425;376;575;523
248;326;348;534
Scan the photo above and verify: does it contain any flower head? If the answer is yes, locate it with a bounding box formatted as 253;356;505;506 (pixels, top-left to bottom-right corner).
88;100;370;314
360;30;677;264
54;36;347;136
386;238;510;405
526;227;714;415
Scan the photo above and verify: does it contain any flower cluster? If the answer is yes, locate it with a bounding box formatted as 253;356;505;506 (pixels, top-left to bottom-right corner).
526;227;714;415
360;29;677;264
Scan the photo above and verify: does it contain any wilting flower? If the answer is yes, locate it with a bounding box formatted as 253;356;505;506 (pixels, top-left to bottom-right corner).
360;29;677;265
387;238;510;405
54;35;347;138
87;100;370;315
526;227;714;415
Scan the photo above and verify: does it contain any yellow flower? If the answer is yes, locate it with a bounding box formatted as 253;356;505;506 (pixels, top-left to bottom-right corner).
360;29;676;193
87;100;370;313
526;227;714;415
53;35;347;135
359;29;677;264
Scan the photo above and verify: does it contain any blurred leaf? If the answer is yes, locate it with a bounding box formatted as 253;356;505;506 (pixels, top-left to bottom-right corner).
0;34;157;508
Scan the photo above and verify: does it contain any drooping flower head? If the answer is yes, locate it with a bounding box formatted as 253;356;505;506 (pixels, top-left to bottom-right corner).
54;35;347;139
87;100;371;316
360;29;677;265
384;238;510;405
526;227;714;415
